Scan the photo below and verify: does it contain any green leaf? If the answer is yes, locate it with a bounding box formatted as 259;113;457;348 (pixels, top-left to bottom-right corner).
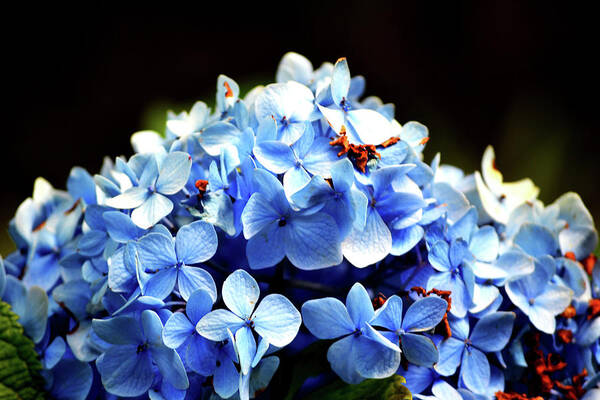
301;375;412;400
0;300;46;400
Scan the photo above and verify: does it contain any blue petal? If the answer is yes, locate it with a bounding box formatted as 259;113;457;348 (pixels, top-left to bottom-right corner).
241;192;281;239
253;141;296;174
390;225;424;256
131;193;173;229
346;108;393;145
428;271;470;318
105;186;149;210
448;207;477;242
435;337;464;376
136;232;177;270
330;158;355;194
283;165;311;198
353;335;401;379
331;57;350;106
150;345;189;390
402;296;448;332
327;335;363;384
43;337;66;369
402;364;435;393
346;282;374;328
213;356;239;398
186;289;214;324
236;326;256;375
246;221;287;269
431;380;462;400
142;267;178;300
92;316;143;345
155;152;192;195
103;211;145;243
175;220;218;265
67;167;97;205
469;312;515;352
251;168;290;215
428;241;451;272
222;269;260;319
96;345;153;397
302;137;340;177
469;226;499;262
559;226;598;260
460;347;490;394
301;297;355;339
285;212;343;270
290;175;332;211
342;208;392;268
196;309;245;341
401;332;439;367
163;312;194;349
371;295;403;332
252;294;301;347
50;359;93;400
185;334;217;376
513;223;558;258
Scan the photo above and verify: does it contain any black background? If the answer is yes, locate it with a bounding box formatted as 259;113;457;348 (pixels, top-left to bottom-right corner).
2;3;599;253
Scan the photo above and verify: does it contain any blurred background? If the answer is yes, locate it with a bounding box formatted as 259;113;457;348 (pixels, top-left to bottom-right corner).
2;3;599;255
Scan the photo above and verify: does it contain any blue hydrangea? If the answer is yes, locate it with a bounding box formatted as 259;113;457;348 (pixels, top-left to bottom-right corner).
1;52;599;400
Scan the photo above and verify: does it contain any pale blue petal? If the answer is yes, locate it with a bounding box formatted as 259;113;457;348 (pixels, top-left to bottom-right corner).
252;294;301;347
142;267;178;300
448;207;477;243
105;187;149;210
253;141;296;173
390;225;424;256
346;282;374;328
103;211;145;243
285;212;343;270
435;337;464;376
150;345;189;390
236;326;256;375
403;296;448;332
246;220;287;269
283;165;311;198
302;137;340;177
371;295;403;332
534;283;573;314
460;347;490;394
214;356;239;398
197;310;244;342
177;266;217;301
163;313;195;349
513;223;559;258
401;333;439;367
428;241;451;272
327;335;363;384
175;220;217;265
136;232;177;270
346;109;393;145
342;208;392;268
222;269;260;319
528;305;556;334
241;192;281;239
431;380;462;400
301;297;355;339
469;226;499;262
96;345;153;397
155;152;192;195
331;57;350;106
186;289;214;324
92;316;143;345
469;312;515;352
131;193;173;229
559;226;598;260
353;335;401;379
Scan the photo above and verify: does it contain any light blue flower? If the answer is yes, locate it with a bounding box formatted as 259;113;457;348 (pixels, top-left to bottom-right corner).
93;310;188;397
301;282;401;384
506;255;572;334
196;269;301;376
135;220;218;301
435;312;515;394
105;151;192;229
241;169;343;270
371;295;447;366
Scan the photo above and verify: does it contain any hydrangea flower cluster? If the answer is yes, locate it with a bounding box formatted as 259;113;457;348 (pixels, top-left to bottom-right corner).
1;52;599;400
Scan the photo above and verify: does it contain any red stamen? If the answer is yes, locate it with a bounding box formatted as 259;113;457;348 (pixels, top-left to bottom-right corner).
587;299;600;320
32;220;47;232
223;81;234;98
560;305;576;319
195;179;209;199
379;136;400;148
584;253;597;275
329;127;381;173
372;293;387;310
419;137;430;145
495;392;543;400
557;329;573;344
64;198;81;215
564;251;577;261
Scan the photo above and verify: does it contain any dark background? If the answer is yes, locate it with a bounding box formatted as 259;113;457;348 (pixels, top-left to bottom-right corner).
2;3;599;254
